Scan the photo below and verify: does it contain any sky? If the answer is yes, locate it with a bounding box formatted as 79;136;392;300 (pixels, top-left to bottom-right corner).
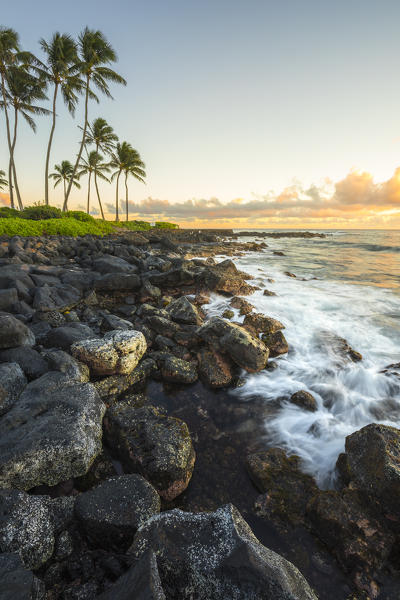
1;0;400;228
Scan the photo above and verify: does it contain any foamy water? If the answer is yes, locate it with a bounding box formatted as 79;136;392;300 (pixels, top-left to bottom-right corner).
204;230;400;487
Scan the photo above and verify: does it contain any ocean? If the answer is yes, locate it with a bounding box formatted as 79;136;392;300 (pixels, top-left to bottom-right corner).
205;229;400;487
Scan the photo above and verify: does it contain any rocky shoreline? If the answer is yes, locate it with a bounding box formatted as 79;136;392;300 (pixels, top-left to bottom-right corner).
0;228;398;599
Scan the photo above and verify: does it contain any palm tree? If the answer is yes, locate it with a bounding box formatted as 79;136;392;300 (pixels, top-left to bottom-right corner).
0;28;20;208
84;117;117;218
109;142;144;221
63;28;126;210
123;148;146;222
0;169;8;191
49;160;80;205
77;150;110;215
39;33;83;205
2;64;50;209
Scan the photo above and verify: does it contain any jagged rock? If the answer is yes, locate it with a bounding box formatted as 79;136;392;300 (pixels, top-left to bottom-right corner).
138;280;162;303
0;552;45;599
101;313;134;332
345;423;400;515
262;330;289;357
128;504;318;600
0;489;55;569
94;273;141;292
104;403;195;501
289;390;317;412
33;283;81;312
93;255;138;274
0;372;105;490
197;347;233;388
0;314;35;349
144;315;180;337
230;296;255;315
198;316;269;372
243;312;284;335
161;356;198;384
166;296;202;325
0;363;27;416
75;474;160;550
0;347;48;380
202;259;257;296
43;324;96;351
43;349;90;382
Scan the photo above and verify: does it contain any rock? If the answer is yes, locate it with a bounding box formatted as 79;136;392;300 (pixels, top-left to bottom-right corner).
230;296;255;315
128;504;318;600
198;316;269;372
75;475;160;550
43;324;96;351
33;283;81;312
138;280;162;303
197;347;233;388
74;451;117;492
144;315;180;337
0;553;45;600
0;363;27;416
0;489;55;569
222;309;234;319
345;423;400;515
93;358;156;400
43;349;90;382
263;289;277;296
0;288;18;311
248;448;318;526
161;356;198;384
314;330;362;364
289;390;317;412
101;313;134;332
243;312;284;335
166;296;202;325
0;372;105;490
0;265;34;290
202;259;257;296
104;404;195;501
98;550;165;600
94;273;141;292
307;488;394;574
0;314;35;349
33;309;66;327
93;255;137;274
262;330;289;357
0;347;48;380
71;330;147;376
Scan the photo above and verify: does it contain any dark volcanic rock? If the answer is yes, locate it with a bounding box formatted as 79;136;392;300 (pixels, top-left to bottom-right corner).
289;390;317;412
94;273;141;292
0;489;55;569
262;330;289;357
166;296;202;325
101;313;134;332
243;312;284;336
197;347;233;388
33;283;81;312
43;324;96;351
0;347;48;380
43;349;90;382
0;314;35;349
93;358;156;400
93;255;138;274
0;288;18;311
75;474;160;550
202;259;257;296
161;356;198;384
0;363;27;416
0;372;105;490
128;504;318;600
314;330;362;364
0;552;45;600
104;403;195;501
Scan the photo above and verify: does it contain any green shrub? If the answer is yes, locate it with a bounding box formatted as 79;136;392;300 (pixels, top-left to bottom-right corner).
0;217;115;237
65;211;96;223
20;205;63;220
155;221;179;229
0;206;19;218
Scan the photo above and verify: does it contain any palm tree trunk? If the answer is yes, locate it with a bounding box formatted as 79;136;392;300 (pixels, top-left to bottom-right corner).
94;142;105;220
87;171;91;214
1;72;15;209
115;169;121;221
125;171;129;222
11;107;23;210
44;83;58;206
64;74;90;210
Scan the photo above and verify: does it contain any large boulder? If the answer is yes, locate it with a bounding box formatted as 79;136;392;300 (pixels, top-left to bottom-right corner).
75;474;160;550
0;489;55;569
0;314;35;349
0;363;27;417
104;403;195;501
43;324;96;351
128;504;318;600
345;423;400;514
261;330;289;358
71;329;147;376
0;553;45;600
197;347;233;388
93;255;138;274
33;283;81;312
94;273;141;292
198;316;269;372
202;259;257;296
166;296;202;325
0;372;105;490
243;312;284;336
0;347;48;381
313;330;362;364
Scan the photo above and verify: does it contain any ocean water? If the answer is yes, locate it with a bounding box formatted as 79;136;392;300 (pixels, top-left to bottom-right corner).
205;229;400;487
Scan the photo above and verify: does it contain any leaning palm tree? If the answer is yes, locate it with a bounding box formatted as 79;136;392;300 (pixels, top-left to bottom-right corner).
1;64;50;209
109;142;145;222
83;117;117;218
63;28;126;210
39;33;83;205
123;148;146;222
49;160;80;205
76;150;110;216
0;169;8;191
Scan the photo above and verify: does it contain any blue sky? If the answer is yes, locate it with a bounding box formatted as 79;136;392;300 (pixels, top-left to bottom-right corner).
2;0;400;227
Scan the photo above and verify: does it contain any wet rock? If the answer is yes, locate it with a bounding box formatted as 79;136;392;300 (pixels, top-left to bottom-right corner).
98;550;165;600
198;316;269;372
161;356;198;384
0;347;48;380
345;423;400;515
0;552;45;600
43;324;96;351
33;283;81;312
104;403;195;501
43;349;90;382
230;296;255;314
0;314;35;349
197;347;233;388
0;363;27;416
222;309;234;319
94;273;141;292
335;452;352;487
166;295;202;325
285;271;297;278
0;489;55;569
380;362;400;378
314;330;362;364
243;312;284;335
289;390;317;412
263;288;277;296
128;504;318;600
93;255;138;274
0;372;105;490
262;330;289;357
202;259;257;296
247;448;318;526
75;475;160;550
